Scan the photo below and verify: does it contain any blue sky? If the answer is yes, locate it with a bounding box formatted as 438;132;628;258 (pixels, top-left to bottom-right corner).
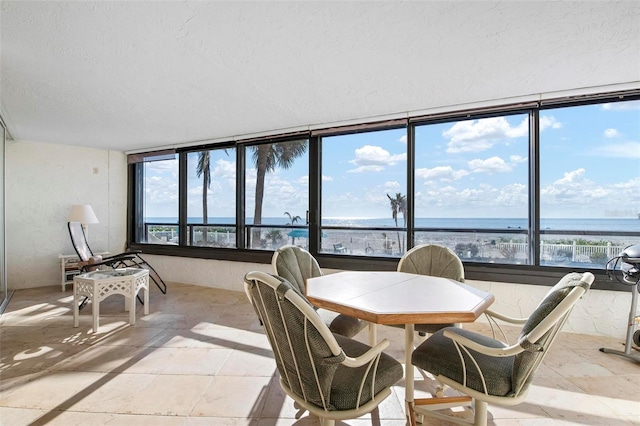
145;100;639;221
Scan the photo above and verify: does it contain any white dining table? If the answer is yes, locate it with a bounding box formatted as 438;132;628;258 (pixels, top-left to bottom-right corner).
306;271;495;421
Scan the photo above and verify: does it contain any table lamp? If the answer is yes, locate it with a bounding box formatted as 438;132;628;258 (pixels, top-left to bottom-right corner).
68;204;99;241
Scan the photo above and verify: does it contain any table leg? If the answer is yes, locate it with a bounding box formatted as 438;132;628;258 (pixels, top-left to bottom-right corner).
92;288;99;333
73;284;79;328
405;323;415;423
143;281;149;316
129;281;136;325
368;322;377;346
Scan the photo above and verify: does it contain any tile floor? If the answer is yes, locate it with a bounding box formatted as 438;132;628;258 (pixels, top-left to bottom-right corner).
0;282;638;425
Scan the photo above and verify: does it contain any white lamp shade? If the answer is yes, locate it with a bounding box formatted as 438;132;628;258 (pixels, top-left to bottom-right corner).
68;204;99;224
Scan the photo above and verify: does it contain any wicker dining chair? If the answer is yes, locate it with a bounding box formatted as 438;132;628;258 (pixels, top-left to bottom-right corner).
409;271;595;426
272;245;368;338
244;271;403;426
394;244;465;335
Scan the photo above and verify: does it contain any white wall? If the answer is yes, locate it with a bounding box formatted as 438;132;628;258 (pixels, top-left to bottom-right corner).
6;140;127;290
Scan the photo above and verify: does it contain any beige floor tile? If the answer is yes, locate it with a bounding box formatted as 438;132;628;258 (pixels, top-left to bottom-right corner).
568;375;640;416
0;406;49;425
70;372;213;416
1;341;85;372
27;410;118;426
0;371;110;410
585;347;640;375
256;418;320;426
190;375;272;417
2;282;637;425
188;418;259;426
259;374;302;419
527;384;625;424
50;344;146;372
620;416;640;425
217;347;277;376
161;347;234;375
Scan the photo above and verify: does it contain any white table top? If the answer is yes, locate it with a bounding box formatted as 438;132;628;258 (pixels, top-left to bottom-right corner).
306;271;494;325
76;268;148;280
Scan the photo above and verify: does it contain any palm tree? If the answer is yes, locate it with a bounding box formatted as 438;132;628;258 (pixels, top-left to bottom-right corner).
265;229;283;247
284;211;303;244
387;193;407;253
196;151;211;242
250;141;308;245
284;211;302;224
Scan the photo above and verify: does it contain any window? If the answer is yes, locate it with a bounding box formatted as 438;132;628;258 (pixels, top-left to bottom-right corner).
127;91;640;286
135;154;179;244
413;113;530;264
539;100;640;267
186;147;236;247
320;127;407;256
244;139;309;250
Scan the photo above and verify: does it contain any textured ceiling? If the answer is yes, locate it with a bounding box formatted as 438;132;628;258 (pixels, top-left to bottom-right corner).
1;1;639;152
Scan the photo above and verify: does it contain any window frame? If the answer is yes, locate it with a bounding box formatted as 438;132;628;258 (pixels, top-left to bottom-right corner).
127;91;640;291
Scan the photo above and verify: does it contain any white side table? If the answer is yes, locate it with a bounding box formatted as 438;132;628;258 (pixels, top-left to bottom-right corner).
73;268;149;332
59;252;109;292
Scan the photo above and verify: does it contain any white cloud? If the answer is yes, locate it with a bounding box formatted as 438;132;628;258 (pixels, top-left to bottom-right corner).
613;176;640;191
590;142;640;159
603;128;621;138
538;168;640;216
384;181;401;189
468;156;513;173
458;186;494;203
258;172;309;216
601;100;640;111
322;175;333;181
144;160;179;216
416;166;469;181
348;165;385;173
540;115;562;131
443;116;528;153
412;165;636;217
541;168;597;204
212;158;235;178
495;183;528;206
556;168;586;185
348;145;406;172
510;155;527;163
398;135;407;144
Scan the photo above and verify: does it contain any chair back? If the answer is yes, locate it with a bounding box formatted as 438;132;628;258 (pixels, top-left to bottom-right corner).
272;245;323;293
244;271;345;410
398;244;464;282
68;222;94;261
511;272;593;396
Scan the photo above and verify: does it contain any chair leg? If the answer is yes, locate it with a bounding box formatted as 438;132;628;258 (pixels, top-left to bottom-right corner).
407;401;417;426
320;419;335;426
473;400;488;426
135;254;167;294
293;401;306;419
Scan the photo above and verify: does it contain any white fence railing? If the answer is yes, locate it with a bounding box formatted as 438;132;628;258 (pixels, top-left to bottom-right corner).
496;241;626;263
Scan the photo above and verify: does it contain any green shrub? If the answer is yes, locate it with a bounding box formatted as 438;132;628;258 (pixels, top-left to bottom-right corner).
589;251;609;265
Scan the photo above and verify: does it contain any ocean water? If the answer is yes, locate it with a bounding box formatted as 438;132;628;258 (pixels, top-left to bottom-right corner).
145;217;639;232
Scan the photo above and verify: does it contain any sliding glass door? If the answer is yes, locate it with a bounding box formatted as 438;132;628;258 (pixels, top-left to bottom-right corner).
0;119;7;313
